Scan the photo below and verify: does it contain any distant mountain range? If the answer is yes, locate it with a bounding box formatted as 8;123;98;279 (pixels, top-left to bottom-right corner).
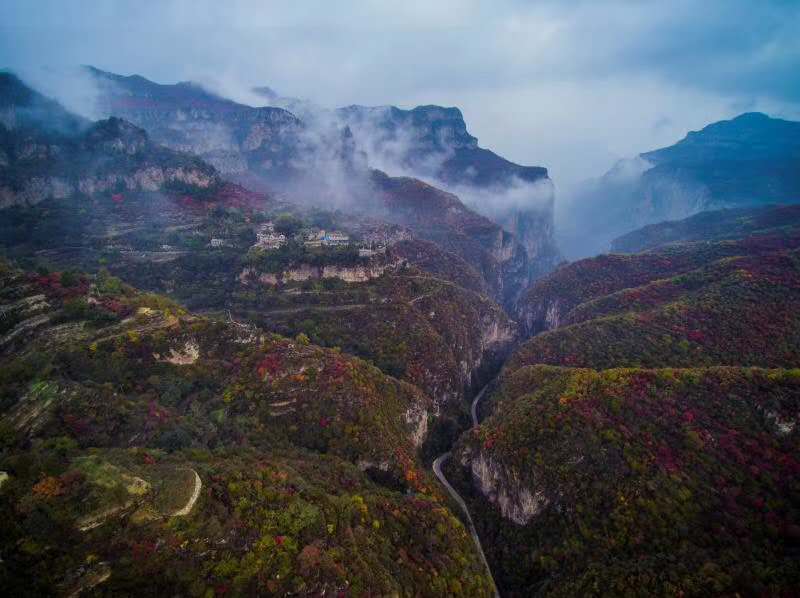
560;111;800;258
86;66;308;178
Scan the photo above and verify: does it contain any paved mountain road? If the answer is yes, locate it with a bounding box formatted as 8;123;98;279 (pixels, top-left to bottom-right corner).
432;383;499;597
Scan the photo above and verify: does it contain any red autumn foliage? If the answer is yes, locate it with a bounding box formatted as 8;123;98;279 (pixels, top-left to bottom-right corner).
687;330;705;343
257;353;282;378
101;298;132;317
326;358;348;380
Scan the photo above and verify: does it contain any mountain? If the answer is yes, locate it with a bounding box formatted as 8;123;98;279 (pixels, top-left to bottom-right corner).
246;261;516;438
516;204;800;338
251;84;321;123
512;238;800;369
449;365;800;596
0;72;220;209
10;61;800;597
86;66;309;179
446;211;800;595
611;203;800;253
368;170;532;305
0;185;515;423
337;104;560;274
0;259;495;596
560;112;800;258
86;67;559;289
0;69;86;136
337;105;547;186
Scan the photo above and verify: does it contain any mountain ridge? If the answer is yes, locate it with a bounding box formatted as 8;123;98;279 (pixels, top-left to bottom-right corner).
560;110;800;259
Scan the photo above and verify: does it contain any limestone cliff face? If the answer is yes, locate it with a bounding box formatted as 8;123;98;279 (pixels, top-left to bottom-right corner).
500;185;561;279
369;170;535;308
517;292;563;339
0;165;217;210
457;446;548;526
239;259;405;287
404;403;430;449
339;104;559;284
466;308;517;388
0;74;221;208
87;66;307;180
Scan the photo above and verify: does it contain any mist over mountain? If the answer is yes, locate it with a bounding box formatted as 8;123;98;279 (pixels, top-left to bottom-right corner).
0;72;220;209
334;104;559;273
78;66;559;294
559;111;800;259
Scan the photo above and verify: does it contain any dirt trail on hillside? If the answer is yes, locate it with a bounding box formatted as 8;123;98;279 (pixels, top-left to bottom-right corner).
173;469;202;517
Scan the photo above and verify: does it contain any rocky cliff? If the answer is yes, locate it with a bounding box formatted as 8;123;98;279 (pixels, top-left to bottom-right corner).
338;103;560;276
369;169;532;306
239;256;405;287
86;68;559;296
517;229;800;343
242;266;516;416
87;66;306;180
0;73;220;208
447;207;800;595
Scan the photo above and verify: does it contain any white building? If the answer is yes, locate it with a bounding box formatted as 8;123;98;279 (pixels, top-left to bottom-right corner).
256;232;287;250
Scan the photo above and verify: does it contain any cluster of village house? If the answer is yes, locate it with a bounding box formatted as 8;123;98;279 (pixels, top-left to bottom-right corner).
252;221;385;256
205;221;391;256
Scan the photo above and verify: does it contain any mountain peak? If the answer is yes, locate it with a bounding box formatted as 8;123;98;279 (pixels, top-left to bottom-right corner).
252;85;279;100
731;111;770;122
641;111;800;165
83;116;149;153
0;71;34;106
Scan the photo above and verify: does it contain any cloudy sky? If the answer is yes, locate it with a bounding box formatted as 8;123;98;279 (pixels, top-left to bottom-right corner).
1;0;799;187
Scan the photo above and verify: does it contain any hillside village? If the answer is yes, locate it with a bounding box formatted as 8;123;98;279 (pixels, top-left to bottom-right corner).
253;220;387;257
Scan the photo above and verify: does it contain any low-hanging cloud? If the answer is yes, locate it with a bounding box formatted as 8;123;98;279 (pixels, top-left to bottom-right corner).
1;0;798;190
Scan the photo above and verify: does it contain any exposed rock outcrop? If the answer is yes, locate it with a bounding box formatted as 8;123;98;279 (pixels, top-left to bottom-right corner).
458;447;548;526
0;74;221;208
239;258;405;287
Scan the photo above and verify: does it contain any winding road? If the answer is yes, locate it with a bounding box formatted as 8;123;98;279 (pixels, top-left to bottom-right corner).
432;383;499;597
470;383;489;428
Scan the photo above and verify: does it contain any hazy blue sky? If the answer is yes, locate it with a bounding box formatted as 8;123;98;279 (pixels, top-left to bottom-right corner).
2;0;798;186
